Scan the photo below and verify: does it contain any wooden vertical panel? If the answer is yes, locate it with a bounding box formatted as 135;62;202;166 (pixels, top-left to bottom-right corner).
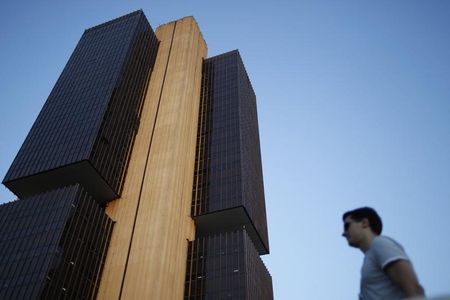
96;22;176;300
97;17;206;300
120;17;207;300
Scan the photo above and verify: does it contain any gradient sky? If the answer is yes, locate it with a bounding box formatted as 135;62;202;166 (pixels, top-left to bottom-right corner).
1;1;449;299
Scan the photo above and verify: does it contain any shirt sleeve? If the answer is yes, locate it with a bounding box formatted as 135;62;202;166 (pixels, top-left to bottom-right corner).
371;236;410;270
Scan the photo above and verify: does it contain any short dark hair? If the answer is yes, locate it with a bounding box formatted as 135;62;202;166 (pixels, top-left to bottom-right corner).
342;207;383;235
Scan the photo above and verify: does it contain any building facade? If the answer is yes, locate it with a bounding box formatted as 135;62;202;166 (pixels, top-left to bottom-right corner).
1;11;272;300
0;185;114;299
3;10;159;203
185;51;272;299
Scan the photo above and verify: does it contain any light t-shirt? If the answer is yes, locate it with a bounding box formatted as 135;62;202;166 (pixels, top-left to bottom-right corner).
360;235;411;300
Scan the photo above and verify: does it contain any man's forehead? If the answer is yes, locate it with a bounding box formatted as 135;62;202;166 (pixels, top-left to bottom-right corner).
344;216;355;222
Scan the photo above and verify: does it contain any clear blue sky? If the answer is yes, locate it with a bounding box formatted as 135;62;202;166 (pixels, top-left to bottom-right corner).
1;1;449;299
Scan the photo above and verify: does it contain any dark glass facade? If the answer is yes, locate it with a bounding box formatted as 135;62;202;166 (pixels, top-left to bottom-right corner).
0;11;156;300
3;10;159;203
192;51;269;254
187;50;272;299
185;229;273;300
0;185;113;299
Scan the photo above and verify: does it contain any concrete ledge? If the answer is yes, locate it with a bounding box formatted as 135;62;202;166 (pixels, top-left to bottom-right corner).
3;160;117;204
193;206;269;255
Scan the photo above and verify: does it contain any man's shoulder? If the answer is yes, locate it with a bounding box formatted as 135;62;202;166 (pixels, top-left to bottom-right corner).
369;235;409;269
371;235;403;249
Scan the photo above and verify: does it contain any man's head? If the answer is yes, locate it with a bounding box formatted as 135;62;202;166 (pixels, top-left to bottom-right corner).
342;207;383;250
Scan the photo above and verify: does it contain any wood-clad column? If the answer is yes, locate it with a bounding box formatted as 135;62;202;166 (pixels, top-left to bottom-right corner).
97;17;207;300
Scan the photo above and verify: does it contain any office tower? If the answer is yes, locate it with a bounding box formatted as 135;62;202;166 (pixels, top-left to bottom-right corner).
2;11;159;202
185;51;272;299
1;11;272;300
0;185;114;299
1;10;158;299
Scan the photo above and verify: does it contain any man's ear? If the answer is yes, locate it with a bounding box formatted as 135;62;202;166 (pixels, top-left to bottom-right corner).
361;218;370;228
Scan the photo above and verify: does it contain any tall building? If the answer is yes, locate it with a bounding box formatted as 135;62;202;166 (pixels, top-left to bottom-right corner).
0;10;272;300
185;51;272;299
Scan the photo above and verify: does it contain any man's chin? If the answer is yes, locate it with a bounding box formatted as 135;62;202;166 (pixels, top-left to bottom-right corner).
347;240;358;248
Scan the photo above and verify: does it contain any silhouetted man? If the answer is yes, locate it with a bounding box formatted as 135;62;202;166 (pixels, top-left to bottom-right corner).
342;207;425;299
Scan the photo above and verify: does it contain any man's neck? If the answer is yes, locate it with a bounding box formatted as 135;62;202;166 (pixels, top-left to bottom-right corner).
360;232;378;253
